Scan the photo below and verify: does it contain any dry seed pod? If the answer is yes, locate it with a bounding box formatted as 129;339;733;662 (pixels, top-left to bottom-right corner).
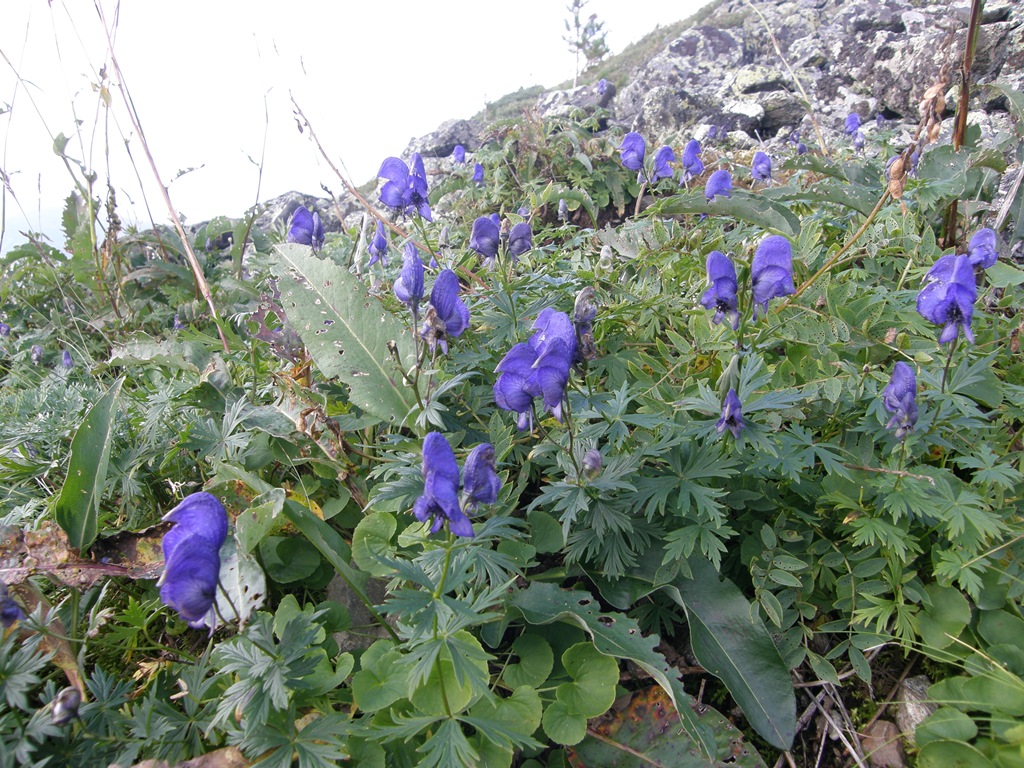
888;157;907;199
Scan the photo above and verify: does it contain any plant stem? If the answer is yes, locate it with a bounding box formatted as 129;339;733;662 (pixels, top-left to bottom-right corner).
940;335;959;393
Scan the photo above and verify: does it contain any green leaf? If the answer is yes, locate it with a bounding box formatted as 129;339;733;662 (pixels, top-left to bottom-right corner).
985;261;1024;288
351;640;407;711
260;535;322;583
655;189;800;239
270;243;416;426
235;488;285;554
351;512;398;577
53;377;124;552
542;700;587;746
557;643;618;718
978;610;1024;648
918;584;971;653
503;634;554;689
527;510;563;554
917;739;996;768
410;633;488;716
661;556;796;750
511;582;717;761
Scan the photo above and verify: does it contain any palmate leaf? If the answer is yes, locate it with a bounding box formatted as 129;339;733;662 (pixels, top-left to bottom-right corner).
270;243;417;426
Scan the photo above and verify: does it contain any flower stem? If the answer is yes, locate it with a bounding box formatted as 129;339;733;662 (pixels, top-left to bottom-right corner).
940;336;959;393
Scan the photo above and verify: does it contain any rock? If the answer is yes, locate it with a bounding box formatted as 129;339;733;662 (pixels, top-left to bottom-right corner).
405;118;482;158
326;573;395;654
759;90;807;134
895;675;937;745
861;720;905;768
722;99;765;134
731;64;789;95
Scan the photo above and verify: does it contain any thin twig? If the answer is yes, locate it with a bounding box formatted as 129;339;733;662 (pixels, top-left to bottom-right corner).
809;691;868;768
841;464;936;485
95;2;229;353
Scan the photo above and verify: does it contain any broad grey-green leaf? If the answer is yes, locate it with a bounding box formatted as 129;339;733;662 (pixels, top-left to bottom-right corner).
53;377;124;552
270;243;417;425
662;556;796;750
655;189;800;239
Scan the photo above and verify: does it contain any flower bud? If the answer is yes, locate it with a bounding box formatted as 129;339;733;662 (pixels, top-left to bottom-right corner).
52;687;82;726
582;449;603;480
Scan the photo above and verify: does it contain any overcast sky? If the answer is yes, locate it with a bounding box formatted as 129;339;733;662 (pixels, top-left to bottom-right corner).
1;0;711;254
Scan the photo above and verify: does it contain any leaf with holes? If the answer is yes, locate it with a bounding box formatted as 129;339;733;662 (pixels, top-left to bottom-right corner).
511;582;717;761
270;243;417;425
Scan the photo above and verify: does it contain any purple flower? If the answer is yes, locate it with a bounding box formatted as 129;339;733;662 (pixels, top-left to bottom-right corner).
394;243;425;313
494;308;577;430
751;235;795;320
452;144;466;164
916;254;977;344
31;345;42;365
619;132;645;172
582;449;603;479
751;151;772;182
368;220;389;267
797;143;808;155
651;145;675;182
0;323;9;337
462;443;501;510
421;269;470;354
844;113;861;135
287;206;325;251
682;139;704;180
378;155;432;221
700;251;739;329
414;433;473;537
508;222;533;258
0;581;24;627
705;169;732;202
470;216;500;262
876;113;885;128
716;389;744;438
173;314;185;330
597;79;609;96
160;492;228;627
61;350;73;369
472;163;485;185
967;228;998;269
883;362;918;439
707;126;719;140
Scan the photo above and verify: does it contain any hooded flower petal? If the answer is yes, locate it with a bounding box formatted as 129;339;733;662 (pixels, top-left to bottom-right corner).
160;538;222;625
161;492;229;563
394;243;425;311
682;139;704;179
751;235;795;320
452;144;466;164
844;112;861;135
368;220;389;267
508;222;533;258
472;163;485;185
716;389;744;438
619;132;646;171
414;433;472;537
462;443;501;509
651;145;675;181
967;228;998;269
423;269;470;352
883;362;918;439
916;254;977;344
470;216;500;260
287;206;324;251
705;169;732;201
751;151;772;181
699;251;739;329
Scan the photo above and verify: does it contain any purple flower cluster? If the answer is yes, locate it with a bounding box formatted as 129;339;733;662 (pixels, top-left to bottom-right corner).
619;132;675;184
414;433;500;537
160;492;228;627
494;309;577;431
287;206;325;252
378;153;432;221
883;362;918;439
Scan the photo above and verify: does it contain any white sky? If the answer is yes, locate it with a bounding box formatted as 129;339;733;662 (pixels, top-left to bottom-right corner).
0;0;711;254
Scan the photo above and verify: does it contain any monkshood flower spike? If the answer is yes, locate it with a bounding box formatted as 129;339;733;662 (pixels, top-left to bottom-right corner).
751;235;795;320
619;132;645;172
421;269;470;354
462;443;501;511
705;169;732;202
916;253;977;344
883;362;918;439
752;151;772;182
968;228;998;269
414;433;473;537
700;251;740;329
717;388;744;438
160;492;228;627
368;220;388;267
394;243;425;314
287;206;325;251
